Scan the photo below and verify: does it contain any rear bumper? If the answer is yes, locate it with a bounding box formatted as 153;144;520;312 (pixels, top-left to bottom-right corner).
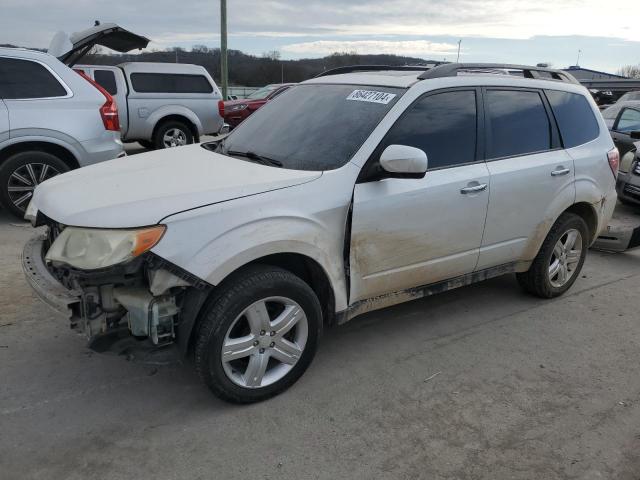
616;172;640;206
79;132;124;166
22;235;80;318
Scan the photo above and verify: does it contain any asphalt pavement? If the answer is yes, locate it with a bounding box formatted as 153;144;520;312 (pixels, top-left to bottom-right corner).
2;203;640;479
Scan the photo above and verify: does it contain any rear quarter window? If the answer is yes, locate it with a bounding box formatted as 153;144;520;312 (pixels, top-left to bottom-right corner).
546;90;600;148
0;57;67;99
130;73;213;94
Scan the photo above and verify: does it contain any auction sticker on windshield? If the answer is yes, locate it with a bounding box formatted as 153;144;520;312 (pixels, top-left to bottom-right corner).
346;89;396;104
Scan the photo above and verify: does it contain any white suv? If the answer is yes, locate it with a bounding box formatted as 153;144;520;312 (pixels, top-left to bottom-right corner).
23;63;618;403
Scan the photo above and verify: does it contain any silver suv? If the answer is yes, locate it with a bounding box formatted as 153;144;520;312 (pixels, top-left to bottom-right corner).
23;63;618;403
0;47;124;217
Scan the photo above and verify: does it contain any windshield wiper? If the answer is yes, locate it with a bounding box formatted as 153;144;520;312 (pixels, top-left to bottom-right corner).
225;150;283;167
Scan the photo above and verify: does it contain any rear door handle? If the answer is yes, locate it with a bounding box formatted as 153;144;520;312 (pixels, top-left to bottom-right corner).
551;167;571;176
460;183;488;194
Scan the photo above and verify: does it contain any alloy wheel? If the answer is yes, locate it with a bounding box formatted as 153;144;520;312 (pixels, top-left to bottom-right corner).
7;162;60;212
221;296;308;389
162;128;187;148
548;228;583;288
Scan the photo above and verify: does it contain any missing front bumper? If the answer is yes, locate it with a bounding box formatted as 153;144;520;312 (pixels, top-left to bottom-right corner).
22;234;81;318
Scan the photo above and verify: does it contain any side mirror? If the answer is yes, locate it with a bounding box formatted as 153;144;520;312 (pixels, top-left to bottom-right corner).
630;131;640;140
379;144;428;178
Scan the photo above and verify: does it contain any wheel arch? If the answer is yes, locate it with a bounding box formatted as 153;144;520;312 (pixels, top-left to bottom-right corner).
0;140;80;170
564;202;599;244
178;252;337;358
150;112;201;143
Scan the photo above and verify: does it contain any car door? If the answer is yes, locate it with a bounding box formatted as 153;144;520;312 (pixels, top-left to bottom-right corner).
611;107;640;158
0;100;9;143
476;88;576;270
349;88;490;303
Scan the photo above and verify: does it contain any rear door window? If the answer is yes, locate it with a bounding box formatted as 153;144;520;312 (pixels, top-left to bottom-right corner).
615;108;640;133
0;57;67;99
379;89;478;170
130;73;213;94
545;90;600;147
94;70;118;95
485;89;551;159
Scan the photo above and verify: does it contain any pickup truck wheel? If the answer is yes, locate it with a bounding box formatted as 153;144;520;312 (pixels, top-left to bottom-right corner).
0;151;69;219
154;121;194;149
516;212;588;298
195;265;322;403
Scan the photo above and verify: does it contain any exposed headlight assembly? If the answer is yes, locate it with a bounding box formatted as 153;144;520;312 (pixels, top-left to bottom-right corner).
45;225;166;270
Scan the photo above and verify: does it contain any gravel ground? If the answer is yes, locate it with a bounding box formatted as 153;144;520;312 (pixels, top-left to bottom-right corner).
2;206;640;480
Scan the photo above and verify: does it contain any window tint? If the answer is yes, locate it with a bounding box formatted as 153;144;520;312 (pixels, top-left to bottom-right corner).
130;73;213;94
94;70;117;95
616;108;640;132
0;57;67;99
546;90;600;147
380;90;477;169
486;90;551;159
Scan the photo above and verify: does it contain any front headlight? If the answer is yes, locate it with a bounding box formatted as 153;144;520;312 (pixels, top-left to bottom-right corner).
45;225;166;270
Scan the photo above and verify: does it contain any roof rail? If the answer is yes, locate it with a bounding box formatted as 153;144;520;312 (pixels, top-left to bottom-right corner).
417;63;580;84
314;64;438;78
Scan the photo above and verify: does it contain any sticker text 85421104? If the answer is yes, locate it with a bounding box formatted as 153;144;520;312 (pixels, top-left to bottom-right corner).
346;89;397;105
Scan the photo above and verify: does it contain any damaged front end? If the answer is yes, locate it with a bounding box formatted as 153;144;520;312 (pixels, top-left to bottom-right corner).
22;218;209;356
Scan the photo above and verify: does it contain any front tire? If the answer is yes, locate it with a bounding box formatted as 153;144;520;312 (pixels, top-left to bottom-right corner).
517;212;589;298
194;265;322;403
0;151;69;219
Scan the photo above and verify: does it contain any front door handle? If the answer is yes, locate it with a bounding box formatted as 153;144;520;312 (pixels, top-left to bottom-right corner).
551;167;571;176
460;183;488;194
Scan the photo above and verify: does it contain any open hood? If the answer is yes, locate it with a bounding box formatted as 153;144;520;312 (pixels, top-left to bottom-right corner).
48;23;150;66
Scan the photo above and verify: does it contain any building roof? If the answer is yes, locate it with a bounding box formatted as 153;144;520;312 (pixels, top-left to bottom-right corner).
563;66;627;80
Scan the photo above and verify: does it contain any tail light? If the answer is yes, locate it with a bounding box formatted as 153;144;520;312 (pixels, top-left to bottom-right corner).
76;71;120;132
218;100;225;117
607;148;620;178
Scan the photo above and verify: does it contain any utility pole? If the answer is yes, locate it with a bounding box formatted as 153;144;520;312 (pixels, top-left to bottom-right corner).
220;0;229;100
576;49;581;67
456;39;462;63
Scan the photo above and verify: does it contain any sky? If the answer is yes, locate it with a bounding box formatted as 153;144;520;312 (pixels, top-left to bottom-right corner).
2;0;640;74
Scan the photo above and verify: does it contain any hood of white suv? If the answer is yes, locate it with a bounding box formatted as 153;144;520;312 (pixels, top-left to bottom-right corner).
32;144;322;228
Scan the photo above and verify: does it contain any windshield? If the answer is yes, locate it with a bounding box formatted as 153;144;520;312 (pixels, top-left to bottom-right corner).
214;84;403;171
246;85;279;99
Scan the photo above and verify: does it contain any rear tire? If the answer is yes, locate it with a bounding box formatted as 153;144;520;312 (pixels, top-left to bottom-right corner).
194;265;322;403
0;151;69;219
516;212;589;298
153;121;194;149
